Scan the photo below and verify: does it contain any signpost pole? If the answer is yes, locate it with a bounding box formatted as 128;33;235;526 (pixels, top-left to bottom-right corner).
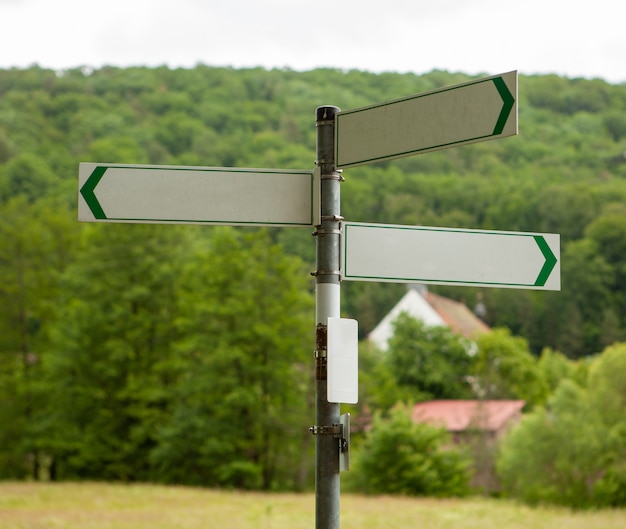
314;105;342;529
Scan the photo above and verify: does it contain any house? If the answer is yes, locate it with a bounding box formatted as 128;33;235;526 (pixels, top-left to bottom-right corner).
368;286;490;351
411;399;526;492
411;399;525;443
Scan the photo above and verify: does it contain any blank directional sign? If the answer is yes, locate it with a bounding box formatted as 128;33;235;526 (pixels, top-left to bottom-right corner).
342;222;560;290
335;71;517;168
79;163;320;227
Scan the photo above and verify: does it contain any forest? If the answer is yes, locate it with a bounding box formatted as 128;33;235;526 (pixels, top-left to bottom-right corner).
1;65;626;506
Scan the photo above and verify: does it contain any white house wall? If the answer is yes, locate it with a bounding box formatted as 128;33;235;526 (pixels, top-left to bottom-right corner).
368;288;446;352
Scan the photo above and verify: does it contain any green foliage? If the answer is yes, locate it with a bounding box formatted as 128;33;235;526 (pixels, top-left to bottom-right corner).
382;313;474;404
151;228;314;490
2;64;626;492
41;223;191;481
498;343;626;508
498;381;604;507
537;347;581;392
356;339;413;414
347;406;471;496
552;238;617;355
38;226;314;489
0;153;58;202
0;350;32;478
0;196;78;478
1;65;626;357
587;343;626;504
471;329;549;407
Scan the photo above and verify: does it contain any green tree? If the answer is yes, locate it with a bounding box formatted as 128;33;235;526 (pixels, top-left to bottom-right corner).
587;343;626;504
153;112;206;157
0;196;78;479
42;223;190;481
382;313;474;404
498;343;626;508
537;347;578;392
471;329;548;407
497;380;606;508
356;339;407;414
151;228;314;490
585;206;626;317
348;405;471;496
544;238;615;357
86;136;148;165
604;111;626;141
0;153;58;203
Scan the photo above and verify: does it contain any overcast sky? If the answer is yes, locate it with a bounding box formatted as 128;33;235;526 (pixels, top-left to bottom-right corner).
1;0;625;84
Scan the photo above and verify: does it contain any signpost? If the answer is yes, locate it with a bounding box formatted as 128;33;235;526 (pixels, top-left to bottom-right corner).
79;163;319;227
335;71;517;168
342;222;560;290
78;71;560;529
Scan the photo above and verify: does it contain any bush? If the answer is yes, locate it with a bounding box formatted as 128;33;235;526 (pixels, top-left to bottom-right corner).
347;406;471;496
497;343;626;508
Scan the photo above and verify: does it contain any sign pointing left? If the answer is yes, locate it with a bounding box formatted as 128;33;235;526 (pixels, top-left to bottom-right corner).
79;163;320;227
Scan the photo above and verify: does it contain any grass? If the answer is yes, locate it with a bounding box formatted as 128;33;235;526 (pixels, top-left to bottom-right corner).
0;482;625;529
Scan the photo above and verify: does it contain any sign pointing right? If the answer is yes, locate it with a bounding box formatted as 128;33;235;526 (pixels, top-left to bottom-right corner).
342;222;560;290
335;71;517;168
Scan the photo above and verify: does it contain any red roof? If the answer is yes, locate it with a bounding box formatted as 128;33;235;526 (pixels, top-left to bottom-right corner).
411;400;525;432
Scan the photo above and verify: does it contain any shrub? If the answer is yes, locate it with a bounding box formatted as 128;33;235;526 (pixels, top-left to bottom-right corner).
498;343;626;508
347;406;471;496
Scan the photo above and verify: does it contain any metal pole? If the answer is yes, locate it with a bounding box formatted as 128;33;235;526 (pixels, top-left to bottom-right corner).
313;105;342;529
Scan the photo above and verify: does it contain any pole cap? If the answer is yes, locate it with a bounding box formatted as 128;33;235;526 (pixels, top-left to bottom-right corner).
316;106;340;122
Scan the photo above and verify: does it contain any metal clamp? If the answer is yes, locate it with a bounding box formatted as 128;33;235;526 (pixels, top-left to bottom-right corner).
320;215;344;222
310;269;342;277
309;424;342;437
312;228;341;236
321;172;345;182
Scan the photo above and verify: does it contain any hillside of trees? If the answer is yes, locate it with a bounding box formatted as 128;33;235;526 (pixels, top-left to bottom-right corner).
1;65;626;504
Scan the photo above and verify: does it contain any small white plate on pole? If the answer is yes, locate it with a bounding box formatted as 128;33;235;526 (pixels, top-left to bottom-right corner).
327;318;358;404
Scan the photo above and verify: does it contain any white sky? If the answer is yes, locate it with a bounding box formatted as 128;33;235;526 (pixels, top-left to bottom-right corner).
1;0;625;84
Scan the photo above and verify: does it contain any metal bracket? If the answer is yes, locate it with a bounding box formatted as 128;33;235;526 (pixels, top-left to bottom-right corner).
309;413;351;472
339;413;350;471
309;424;342;436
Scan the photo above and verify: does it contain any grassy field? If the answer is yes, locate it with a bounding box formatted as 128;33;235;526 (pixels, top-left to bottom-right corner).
1;482;625;529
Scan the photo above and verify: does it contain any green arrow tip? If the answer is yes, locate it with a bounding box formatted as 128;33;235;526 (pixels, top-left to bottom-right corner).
80;166;107;219
534;236;557;286
492;76;515;136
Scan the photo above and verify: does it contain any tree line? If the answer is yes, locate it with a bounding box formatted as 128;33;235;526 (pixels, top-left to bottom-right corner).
2;65;626;356
0;219;315;489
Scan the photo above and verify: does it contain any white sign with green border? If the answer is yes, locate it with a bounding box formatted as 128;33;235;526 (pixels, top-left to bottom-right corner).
335;71;517;168
79;163;320;227
342;221;560;290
